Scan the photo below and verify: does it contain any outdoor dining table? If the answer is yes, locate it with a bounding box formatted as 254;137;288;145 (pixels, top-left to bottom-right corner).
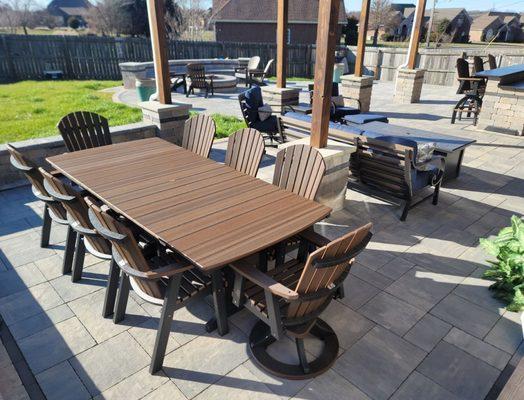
46;137;332;329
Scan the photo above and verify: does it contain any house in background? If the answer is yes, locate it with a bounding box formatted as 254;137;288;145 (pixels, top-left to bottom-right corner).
212;0;346;44
47;0;92;28
397;8;471;43
470;12;522;42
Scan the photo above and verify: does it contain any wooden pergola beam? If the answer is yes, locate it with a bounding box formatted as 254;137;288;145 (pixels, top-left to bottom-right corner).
147;0;171;104
354;0;371;77
276;0;288;88
406;0;427;70
310;0;341;149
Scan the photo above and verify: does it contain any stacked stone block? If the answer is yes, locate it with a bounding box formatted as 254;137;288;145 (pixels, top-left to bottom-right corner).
394;68;426;104
261;87;300;108
340;75;374;113
477;80;524;136
140;101;191;145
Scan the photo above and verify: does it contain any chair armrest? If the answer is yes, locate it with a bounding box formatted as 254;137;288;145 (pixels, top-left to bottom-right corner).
116;255;194;280
298;227;330;247
458;77;484;81
230;258;299;300
413;155;446;173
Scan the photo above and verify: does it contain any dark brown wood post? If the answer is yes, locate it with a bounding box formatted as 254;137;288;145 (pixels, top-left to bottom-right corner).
146;0;172;104
276;0;289;88
354;0;371;77
310;0;341;148
406;0;427;70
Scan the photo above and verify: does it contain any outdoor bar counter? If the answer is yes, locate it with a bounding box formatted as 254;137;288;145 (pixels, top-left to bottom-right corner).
476;64;524;136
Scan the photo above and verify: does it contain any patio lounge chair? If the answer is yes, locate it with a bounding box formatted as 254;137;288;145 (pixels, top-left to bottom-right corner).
235;56;261;87
248;59;274;87
451;58;485;126
238;86;284;145
182;114;216;158
6;144;70;261
186;63;214;98
57;111;112;152
308;83;361;122
225;128;265;177
86;198;228;374
230;222;373;379
349;136;444;221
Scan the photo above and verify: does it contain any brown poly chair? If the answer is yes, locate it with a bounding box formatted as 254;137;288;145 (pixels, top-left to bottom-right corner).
186;63;214;98
86;198;229;374
182;114;216;158
224;128;265;177
57;111;112;152
451;58;485;126
230;222;373;379
6;144;76;269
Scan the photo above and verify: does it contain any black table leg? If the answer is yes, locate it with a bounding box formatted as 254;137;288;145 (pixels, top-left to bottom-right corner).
205;267;241;334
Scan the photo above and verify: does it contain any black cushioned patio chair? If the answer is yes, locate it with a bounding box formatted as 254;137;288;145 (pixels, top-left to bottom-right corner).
308;83;361;122
230;223;373;379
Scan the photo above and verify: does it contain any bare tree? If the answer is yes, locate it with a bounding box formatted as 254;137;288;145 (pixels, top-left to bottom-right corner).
86;0;128;36
0;0;38;34
369;0;395;46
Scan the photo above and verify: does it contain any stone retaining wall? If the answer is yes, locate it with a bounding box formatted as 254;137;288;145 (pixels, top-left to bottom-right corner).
0;122;157;190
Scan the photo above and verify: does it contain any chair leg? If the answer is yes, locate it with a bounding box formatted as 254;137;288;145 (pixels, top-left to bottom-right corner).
40;204;51;248
295;338;310;374
113;273;130;324
62;226;77;275
150;275;181;374
211;270;229;336
71;234;85;283
275;242;286;268
433;182;441;206
102;258;120;318
400;199;411;222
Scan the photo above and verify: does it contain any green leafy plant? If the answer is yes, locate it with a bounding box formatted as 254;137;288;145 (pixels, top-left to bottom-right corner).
480;215;524;311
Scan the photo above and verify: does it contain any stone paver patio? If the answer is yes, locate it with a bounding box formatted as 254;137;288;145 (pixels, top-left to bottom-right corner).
1;80;523;400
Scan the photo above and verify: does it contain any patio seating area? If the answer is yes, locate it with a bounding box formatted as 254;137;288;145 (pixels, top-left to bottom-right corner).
1;75;523;399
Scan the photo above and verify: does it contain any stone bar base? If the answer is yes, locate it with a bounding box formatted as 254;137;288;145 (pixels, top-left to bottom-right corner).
279;137;355;212
262;87;300;109
139;101;191;144
477;80;524;136
340;75;374;113
394;68;426;104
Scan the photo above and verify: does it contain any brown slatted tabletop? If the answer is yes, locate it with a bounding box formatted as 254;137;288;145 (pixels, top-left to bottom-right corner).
47;137;331;271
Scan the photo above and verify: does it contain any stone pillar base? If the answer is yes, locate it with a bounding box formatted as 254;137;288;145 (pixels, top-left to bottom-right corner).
139;101;191;145
340;75;374;113
261;87;300;108
279;137;355;212
394;68;426;104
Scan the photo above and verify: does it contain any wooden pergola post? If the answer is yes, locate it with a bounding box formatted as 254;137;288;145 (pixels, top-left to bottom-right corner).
406;0;427;69
354;0;371;77
276;0;288;88
310;0;341;148
146;0;171;104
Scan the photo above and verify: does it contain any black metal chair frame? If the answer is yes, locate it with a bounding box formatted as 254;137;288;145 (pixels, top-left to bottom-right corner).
231;228;372;379
87;206;229;374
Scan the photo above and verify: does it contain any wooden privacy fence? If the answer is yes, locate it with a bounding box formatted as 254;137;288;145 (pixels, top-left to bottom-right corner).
0;34;314;81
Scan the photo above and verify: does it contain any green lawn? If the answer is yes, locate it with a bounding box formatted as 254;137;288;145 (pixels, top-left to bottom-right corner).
0;80;245;144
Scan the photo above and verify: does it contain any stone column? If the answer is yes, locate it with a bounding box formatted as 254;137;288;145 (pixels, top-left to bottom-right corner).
339;74;374;113
279;137;355;212
139;101;191;145
394;68;426;104
261;87;300;109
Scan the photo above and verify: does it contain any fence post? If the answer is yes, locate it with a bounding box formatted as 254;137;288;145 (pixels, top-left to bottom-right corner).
2;35;16;81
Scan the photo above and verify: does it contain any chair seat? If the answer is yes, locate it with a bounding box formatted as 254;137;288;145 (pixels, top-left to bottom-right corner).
235;72;247;80
344;113;389;125
251;115;280;134
244;259;305;316
411;165;439;191
333;106;360;120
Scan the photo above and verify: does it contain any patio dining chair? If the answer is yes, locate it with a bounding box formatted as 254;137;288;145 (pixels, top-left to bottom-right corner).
225;128;265;177
6;145;72;266
230;222;373;379
451;58;485;126
186;63;214;98
238;86;285;145
182;114;216;158
248;59;274;87
57;111;112;152
235;56;261;87
86;198;229;373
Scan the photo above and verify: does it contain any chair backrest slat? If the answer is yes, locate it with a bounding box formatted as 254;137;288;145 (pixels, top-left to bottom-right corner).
456;58;472;93
287;223;373;319
182;114;216;158
86;198;164;298
273;144;326;201
40;169;110;255
225;128;265;177
488;54;497;70
57;111;111;152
